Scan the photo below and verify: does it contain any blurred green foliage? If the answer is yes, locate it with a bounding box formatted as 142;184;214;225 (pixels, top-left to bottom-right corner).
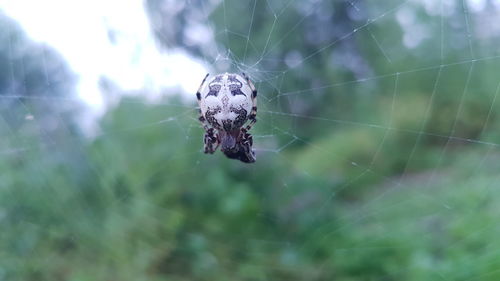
2;1;500;280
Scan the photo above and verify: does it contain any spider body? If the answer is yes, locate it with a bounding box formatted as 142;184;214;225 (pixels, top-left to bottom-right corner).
196;73;257;163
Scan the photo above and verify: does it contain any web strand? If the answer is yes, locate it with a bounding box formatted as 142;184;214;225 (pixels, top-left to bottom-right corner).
3;1;500;279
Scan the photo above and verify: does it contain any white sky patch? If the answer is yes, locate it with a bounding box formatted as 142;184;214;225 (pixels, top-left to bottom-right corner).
396;6;430;49
0;0;207;115
467;0;486;12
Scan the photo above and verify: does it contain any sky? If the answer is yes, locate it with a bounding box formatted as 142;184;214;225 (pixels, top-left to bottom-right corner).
0;0;207;118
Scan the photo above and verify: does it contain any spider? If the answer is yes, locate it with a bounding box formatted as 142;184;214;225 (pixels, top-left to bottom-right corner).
196;72;257;163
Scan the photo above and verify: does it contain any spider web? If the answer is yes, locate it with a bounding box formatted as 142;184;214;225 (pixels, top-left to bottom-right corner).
2;0;500;280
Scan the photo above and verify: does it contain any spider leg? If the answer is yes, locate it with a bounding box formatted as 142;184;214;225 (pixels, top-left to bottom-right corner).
221;128;255;163
242;72;258;131
242;72;257;99
196;73;210;104
195;73;212;127
197;109;210;131
204;128;220;154
196;73;211;126
238;128;256;163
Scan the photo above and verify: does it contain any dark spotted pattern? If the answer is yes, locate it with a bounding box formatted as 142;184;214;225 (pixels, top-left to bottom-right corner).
231;106;248;129
204;106;221;128
227;74;246;96
222;119;233;131
205;75;223;98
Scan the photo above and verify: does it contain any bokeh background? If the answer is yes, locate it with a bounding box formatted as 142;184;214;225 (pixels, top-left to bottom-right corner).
1;0;500;280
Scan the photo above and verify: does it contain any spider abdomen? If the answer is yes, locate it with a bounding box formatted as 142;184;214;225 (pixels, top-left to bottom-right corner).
199;73;253;130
